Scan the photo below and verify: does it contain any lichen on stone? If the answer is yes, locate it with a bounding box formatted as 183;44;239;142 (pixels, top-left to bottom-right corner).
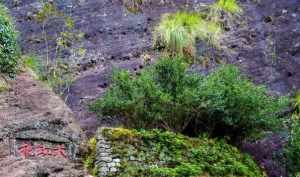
96;128;266;177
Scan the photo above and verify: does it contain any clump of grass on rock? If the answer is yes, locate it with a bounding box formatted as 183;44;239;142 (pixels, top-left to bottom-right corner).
0;4;20;77
215;0;242;14
208;0;242;23
154;12;221;60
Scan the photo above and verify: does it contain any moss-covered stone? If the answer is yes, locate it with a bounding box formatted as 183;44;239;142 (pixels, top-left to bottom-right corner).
97;128;266;177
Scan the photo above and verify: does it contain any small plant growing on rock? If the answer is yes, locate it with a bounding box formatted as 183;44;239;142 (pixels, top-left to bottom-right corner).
0;4;20;77
208;0;242;23
154;12;221;60
214;0;242;14
34;2;85;97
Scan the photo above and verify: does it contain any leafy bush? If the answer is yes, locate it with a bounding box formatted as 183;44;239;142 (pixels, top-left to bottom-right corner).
285;116;300;176
102;128;265;177
154;12;221;59
0;4;19;77
91;57;288;140
198;64;288;139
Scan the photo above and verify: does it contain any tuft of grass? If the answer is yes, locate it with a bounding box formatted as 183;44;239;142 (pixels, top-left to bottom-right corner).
215;0;242;14
154;12;222;59
207;0;242;28
23;55;43;78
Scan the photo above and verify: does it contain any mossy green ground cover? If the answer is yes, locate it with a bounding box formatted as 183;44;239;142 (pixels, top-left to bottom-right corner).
99;128;265;177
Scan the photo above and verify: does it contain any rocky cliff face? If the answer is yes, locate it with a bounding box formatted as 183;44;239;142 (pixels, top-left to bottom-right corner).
0;71;86;177
1;1;299;176
226;0;300;95
4;0;299;94
3;0;300;128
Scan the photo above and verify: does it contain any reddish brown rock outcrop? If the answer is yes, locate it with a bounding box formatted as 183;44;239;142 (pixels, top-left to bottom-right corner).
0;71;87;177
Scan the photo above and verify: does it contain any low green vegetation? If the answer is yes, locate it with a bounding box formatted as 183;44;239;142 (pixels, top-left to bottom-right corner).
285;116;300;177
0;4;20;77
23;55;43;77
83;137;98;176
285;115;300;177
284;94;300;177
23;54;74;96
91;56;288;140
153;12;221;60
102;128;265;177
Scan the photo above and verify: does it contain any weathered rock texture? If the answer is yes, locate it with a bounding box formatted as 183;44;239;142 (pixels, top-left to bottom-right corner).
95;128;121;177
2;0;210;136
3;0;300;136
1;1;299;176
0;71;86;177
225;0;300;95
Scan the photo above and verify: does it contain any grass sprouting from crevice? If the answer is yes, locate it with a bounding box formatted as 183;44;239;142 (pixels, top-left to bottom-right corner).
153;12;222;60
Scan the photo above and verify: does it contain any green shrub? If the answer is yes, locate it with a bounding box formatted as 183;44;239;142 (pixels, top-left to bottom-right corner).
285;116;300;176
91;57;288;140
154;12;221;59
0;4;19;77
198;64;288;139
102;128;265;177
